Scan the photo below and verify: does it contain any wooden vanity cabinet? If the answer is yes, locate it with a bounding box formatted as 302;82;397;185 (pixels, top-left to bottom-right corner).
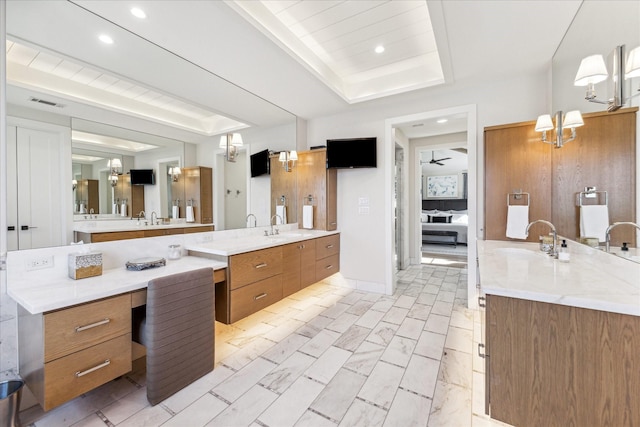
114;174;145;218
75;179;99;214
297;149;337;231
183;166;213;224
315;234;340;281
19;293;132;411
75;225;214;243
226;246;283;323
485;294;640;426
282;239;317;297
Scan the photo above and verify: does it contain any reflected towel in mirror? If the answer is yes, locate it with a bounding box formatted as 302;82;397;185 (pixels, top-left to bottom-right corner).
120;202;127;217
506;205;529;239
303;205;314;229
580;205;609;242
172;205;179;219
276;205;287;224
186;205;195;223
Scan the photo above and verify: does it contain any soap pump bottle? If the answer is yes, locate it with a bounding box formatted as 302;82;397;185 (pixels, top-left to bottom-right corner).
558;239;570;262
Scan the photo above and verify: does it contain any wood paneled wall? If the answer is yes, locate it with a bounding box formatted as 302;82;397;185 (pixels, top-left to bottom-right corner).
484;107;636;246
270;154;297;224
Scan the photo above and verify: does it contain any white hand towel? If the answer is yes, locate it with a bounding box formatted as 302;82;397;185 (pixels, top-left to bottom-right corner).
580;205;609;242
275;205;287;224
112;203;118;215
186;205;195;223
303;205;314;229
79;203;85;214
506;205;529;239
172;205;179;219
120;203;127;217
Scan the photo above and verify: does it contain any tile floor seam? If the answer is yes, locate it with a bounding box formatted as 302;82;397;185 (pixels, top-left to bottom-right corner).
95;410;114;427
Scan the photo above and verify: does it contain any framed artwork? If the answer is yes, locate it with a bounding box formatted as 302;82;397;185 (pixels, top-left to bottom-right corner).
426;175;458;198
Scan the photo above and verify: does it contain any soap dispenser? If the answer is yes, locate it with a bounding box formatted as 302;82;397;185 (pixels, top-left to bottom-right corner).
558;239;570;262
621;242;630;258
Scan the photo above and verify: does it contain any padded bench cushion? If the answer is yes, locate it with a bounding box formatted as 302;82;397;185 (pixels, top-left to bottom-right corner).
144;267;214;405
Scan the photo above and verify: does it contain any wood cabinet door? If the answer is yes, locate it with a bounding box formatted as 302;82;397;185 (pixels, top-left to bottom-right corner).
300;239;317;287
282;242;301;297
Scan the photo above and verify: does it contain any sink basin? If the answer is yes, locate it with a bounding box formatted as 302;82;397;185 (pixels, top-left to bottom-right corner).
493;247;550;259
281;232;315;238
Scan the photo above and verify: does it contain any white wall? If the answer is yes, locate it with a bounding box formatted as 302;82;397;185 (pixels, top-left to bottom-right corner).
306;70;550;294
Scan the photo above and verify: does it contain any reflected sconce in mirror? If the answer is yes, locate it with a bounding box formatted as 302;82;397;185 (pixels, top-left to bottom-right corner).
574;45;640;112
535;110;584;148
219;133;243;162
168;166;181;182
278;150;298;172
108;174;118;187
72;179;77;191
109;158;122;175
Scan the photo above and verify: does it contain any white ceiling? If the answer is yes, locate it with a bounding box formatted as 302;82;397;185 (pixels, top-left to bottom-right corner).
7;0;583;141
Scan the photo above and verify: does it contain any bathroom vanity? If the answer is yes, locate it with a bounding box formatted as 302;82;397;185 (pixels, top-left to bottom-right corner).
8;227;341;410
74;221;214;243
186;231;340;324
477;240;640;427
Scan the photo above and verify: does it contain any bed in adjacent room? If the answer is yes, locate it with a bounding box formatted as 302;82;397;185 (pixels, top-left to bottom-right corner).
421;199;469;246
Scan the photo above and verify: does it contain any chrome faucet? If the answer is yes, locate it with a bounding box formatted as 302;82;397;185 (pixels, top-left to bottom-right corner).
605;222;640;252
246;213;257;228
151;211;158;226
89;208;95;219
526;219;558;257
270;214;283;235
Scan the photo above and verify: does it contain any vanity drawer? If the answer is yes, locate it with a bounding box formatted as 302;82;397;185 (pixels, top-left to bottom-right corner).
316;253;340;281
315;234;340;260
43;333;132;410
230;275;282;323
144;228;184;237
229;246;283;290
44;294;131;362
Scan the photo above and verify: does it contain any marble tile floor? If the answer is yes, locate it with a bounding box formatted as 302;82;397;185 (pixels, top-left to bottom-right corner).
19;265;513;427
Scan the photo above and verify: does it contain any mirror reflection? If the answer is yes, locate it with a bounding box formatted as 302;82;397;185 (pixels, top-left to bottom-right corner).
551;1;640;261
6;0;297;249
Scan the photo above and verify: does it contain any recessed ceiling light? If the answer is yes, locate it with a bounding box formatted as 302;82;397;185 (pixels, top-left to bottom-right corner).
375;45;385;54
437;118;448;124
131;7;146;19
98;34;114;44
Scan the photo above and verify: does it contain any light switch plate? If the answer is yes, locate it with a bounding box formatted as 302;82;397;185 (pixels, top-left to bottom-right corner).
358;206;370;215
358;197;369;205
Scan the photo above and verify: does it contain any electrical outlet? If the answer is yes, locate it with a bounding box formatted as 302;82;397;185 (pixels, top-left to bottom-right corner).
26;256;54;271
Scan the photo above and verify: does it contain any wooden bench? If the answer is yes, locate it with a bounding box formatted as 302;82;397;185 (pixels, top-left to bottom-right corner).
422;230;458;247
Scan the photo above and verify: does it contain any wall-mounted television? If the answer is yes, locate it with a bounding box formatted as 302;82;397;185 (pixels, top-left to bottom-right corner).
326;137;377;169
250;149;270;177
130;169;156;185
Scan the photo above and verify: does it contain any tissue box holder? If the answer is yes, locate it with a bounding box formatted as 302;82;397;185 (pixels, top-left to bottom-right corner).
68;252;103;280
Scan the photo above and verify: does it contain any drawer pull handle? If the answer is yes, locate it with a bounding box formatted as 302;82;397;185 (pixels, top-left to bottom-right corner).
478;296;486;308
255;263;268;269
325;265;333;270
254;293;268;300
326;244;334;249
330;222;337;225
75;318;110;333
478;343;487;359
75;359;111;377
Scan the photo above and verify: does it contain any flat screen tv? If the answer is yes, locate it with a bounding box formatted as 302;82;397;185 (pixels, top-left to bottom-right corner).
250;149;270;177
326;137;377;169
130;169;155;185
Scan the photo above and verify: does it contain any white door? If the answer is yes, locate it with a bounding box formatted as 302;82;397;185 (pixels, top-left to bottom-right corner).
15;127;65;249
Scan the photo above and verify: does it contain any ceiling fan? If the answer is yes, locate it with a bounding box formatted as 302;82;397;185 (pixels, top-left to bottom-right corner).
423;151;451;166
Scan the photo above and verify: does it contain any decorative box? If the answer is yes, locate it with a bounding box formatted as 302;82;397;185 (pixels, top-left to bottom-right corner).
68;252;103;280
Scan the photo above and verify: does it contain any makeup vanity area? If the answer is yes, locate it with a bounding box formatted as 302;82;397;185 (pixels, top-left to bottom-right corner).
7;226;340;411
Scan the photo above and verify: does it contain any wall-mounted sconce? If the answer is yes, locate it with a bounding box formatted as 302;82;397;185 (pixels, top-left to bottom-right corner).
109;158;122;175
535;110;584;148
108;174;119;187
72;179;77;191
574;45;640;112
219;133;243;162
168;166;181;182
278;150;298;172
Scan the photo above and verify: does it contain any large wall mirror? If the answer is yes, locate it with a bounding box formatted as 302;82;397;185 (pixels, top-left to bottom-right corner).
551;1;640;261
5;0;297;249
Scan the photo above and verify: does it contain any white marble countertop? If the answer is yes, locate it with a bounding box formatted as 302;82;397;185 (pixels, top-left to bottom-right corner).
477;240;640;316
73;219;213;233
8;256;226;315
186;229;340;256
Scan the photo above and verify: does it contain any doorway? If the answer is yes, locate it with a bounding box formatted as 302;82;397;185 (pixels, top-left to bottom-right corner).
385;104;477;307
394;144;405;271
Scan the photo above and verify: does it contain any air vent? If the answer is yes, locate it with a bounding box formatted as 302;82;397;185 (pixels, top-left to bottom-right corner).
29;97;64;108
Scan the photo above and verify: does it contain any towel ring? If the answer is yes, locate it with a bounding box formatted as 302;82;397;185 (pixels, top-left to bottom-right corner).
507;192;529;207
578;190;607;206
